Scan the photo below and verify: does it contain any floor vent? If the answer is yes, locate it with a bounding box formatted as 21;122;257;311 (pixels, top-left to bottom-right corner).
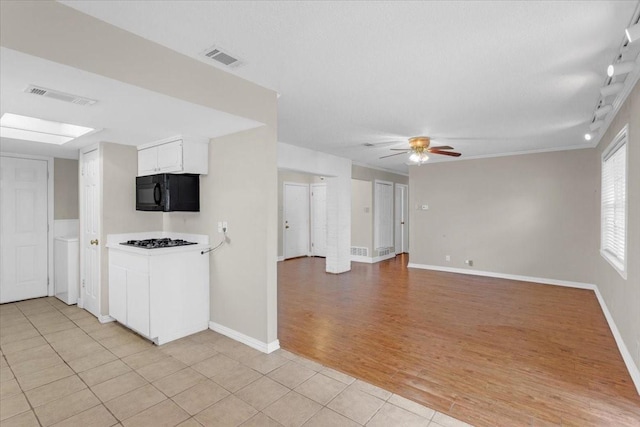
201;45;242;68
351;247;369;257
377;247;391;256
25;85;97;106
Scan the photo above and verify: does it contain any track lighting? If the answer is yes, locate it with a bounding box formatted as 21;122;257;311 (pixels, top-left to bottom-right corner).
626;22;640;43
594;104;613;119
607;61;636;77
589;120;604;131
600;83;624;97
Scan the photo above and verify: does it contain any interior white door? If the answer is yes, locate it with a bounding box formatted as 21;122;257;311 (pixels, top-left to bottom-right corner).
395;184;409;253
311;183;327;257
283;183;309;259
0;156;49;303
81;149;100;316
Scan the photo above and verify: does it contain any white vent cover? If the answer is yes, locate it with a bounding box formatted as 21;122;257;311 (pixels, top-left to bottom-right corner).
25;85;97;106
201;45;242;68
351;247;369;257
377;247;391;256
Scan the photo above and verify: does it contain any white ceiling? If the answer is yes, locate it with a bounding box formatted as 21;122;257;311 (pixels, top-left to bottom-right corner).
4;1;640;171
0;48;263;159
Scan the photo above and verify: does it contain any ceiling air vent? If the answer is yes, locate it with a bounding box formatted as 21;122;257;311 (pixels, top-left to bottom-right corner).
24;85;97;106
201;45;242;68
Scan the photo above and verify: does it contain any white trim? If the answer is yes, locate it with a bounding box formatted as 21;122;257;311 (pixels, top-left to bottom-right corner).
310;183;327;257
277;256;285;262
282;181;310;260
593;287;640;395
599;124;628;280
407;263;596;290
407;262;640;394
0;152;54;299
98;315;115;324
209;321;280;354
351;252;397;264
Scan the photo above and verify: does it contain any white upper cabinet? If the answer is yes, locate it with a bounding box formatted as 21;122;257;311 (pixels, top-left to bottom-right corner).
138;136;208;176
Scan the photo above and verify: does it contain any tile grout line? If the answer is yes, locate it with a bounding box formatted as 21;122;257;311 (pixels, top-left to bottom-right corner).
12;299;120;426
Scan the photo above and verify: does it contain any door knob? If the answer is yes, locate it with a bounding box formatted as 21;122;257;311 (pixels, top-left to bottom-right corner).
90;239;99;245
285;225;290;229
401;221;405;225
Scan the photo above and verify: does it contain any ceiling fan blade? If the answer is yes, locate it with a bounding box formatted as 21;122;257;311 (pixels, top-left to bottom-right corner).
389;148;411;151
428;145;454;150
428;149;462;157
380;152;410;159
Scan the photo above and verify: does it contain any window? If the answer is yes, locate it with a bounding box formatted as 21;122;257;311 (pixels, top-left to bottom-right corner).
601;125;628;279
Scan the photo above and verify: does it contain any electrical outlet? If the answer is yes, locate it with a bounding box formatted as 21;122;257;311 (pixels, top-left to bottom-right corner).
465;259;473;267
421;204;429;210
445;255;451;262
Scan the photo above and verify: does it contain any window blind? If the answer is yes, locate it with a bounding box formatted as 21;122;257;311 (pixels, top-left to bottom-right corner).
601;129;627;274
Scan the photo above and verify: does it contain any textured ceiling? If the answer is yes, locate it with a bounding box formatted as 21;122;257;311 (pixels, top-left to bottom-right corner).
41;1;640;170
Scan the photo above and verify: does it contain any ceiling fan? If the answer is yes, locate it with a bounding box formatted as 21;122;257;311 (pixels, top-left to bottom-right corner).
379;136;461;164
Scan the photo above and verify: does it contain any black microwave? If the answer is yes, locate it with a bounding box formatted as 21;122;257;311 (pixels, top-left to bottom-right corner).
136;173;200;212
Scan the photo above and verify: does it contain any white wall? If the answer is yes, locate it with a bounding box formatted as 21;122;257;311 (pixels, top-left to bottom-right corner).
1;2;279;350
593;81;640;375
278;143;352;273
408;149;599;283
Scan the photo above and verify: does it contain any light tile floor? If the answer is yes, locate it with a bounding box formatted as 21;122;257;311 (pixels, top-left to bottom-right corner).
0;297;472;427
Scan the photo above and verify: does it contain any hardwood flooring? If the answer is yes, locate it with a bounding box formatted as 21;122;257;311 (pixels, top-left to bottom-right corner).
277;255;640;426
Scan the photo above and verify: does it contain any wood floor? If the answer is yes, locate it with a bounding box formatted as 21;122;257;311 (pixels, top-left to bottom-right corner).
277;255;640;427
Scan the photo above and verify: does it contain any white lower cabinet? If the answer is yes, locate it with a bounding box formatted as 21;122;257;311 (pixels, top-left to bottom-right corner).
108;247;208;345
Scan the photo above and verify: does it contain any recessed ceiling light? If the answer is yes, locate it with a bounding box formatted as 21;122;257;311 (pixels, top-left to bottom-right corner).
0;113;95;145
584;133;592;141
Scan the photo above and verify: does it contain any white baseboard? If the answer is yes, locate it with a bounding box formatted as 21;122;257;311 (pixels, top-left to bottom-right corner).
593;287;640;395
98;315;115;324
209;321;280;354
352;253;397;264
407;262;640;395
277;256;284;262
407;263;596;290
351;255;374;264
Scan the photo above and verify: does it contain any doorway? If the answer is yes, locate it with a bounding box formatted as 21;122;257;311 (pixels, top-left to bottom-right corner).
0;155;51;303
283;182;310;259
395;183;409;254
79;148;101;317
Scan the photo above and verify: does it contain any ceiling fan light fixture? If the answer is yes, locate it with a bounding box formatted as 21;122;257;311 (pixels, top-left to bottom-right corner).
409;151;429;164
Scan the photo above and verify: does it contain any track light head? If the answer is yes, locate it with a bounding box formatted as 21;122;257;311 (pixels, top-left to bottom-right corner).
607;61;636;77
594;104;613;119
589;120;604;131
600;83;624;97
626;22;640;43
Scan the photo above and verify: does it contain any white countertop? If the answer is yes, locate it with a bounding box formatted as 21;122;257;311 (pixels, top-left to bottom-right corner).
106;232;211;256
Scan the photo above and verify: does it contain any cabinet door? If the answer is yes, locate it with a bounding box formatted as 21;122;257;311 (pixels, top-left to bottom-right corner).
138;147;158;176
126;270;150;337
156;140;183;173
108;265;127;324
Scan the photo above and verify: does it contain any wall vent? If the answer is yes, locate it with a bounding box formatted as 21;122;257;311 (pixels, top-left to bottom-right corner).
201;45;242;68
25;85;97;106
351;247;369;257
377;247;391;256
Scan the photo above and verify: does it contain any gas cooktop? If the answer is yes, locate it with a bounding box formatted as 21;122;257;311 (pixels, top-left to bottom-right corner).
120;238;197;249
